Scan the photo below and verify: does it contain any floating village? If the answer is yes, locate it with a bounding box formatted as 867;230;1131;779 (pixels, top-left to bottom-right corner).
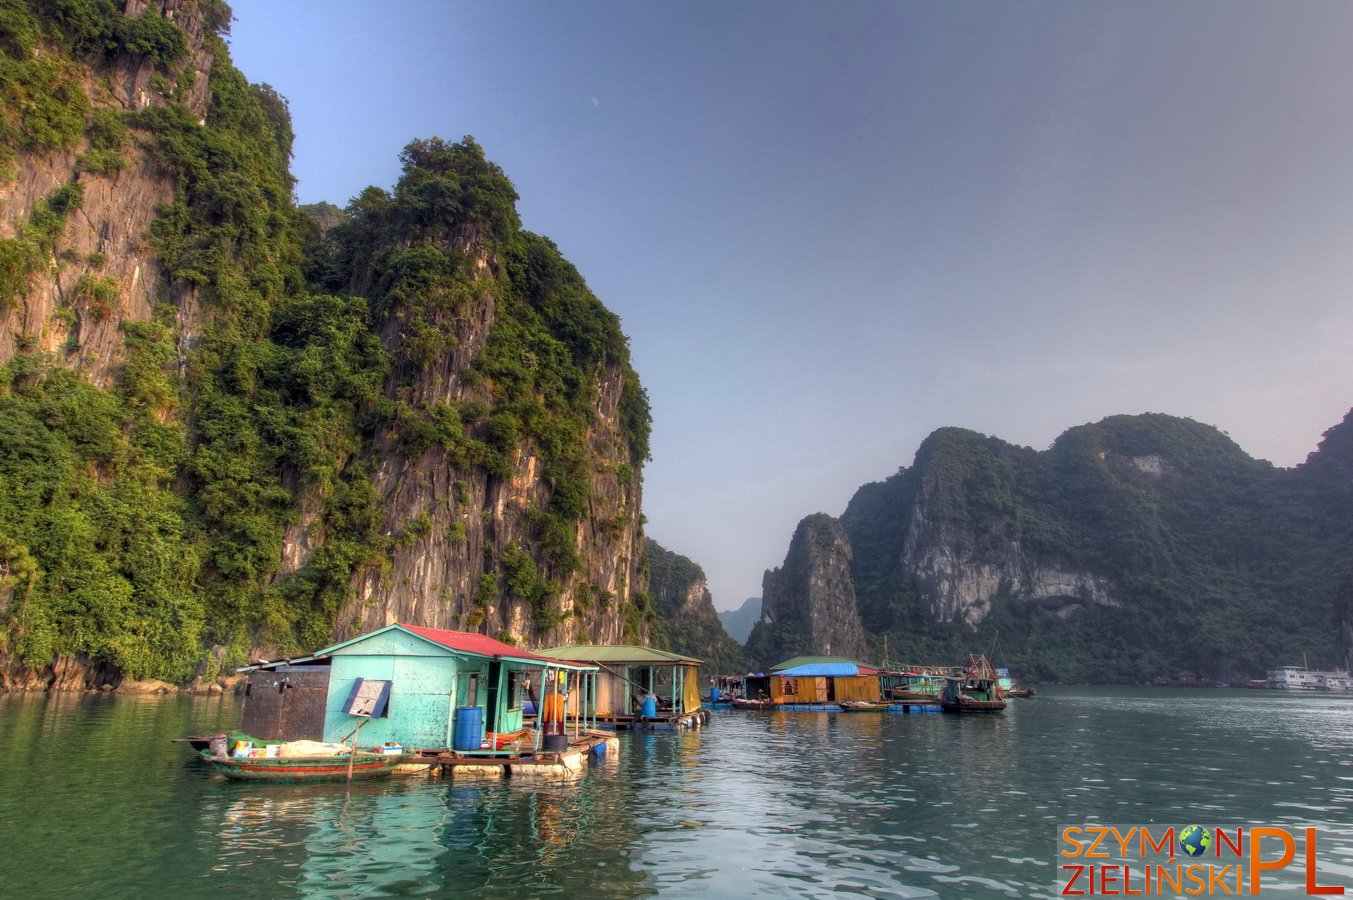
181;622;1038;784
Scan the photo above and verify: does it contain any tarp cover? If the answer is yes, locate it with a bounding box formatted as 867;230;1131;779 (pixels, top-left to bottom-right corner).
774;663;865;677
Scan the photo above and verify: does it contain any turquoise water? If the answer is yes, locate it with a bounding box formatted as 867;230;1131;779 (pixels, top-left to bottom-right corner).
3;687;1352;897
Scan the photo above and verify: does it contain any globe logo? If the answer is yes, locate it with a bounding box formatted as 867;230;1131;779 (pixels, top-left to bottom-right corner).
1179;824;1212;858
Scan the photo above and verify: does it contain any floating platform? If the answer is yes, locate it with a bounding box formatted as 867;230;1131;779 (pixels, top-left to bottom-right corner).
738;702;942;714
402;731;619;781
589;708;710;731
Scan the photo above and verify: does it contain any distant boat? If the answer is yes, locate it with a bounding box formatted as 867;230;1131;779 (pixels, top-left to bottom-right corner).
996;667;1036;698
1265;665;1353;692
940;655;1007;713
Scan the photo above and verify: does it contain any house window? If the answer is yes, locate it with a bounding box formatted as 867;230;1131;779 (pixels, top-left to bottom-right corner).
781;677;797;696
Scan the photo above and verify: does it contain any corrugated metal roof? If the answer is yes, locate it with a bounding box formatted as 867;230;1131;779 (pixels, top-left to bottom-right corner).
537;644;703;665
771;655;881;675
315;624;596;670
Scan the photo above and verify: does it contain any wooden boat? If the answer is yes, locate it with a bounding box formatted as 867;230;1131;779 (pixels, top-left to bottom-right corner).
882;668;946;701
205;750;404;782
996;667;1036;698
731;697;776;710
838;700;890;712
940;655;1007;713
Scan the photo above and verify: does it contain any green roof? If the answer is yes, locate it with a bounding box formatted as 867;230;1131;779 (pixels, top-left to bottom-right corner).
770;655;874;672
537;644;703;665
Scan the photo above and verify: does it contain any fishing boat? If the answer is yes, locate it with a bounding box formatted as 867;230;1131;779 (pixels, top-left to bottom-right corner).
205;750;405;782
940;655;1007;713
884;671;946;701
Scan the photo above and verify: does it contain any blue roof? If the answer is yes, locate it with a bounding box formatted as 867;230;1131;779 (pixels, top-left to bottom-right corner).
775;663;867;677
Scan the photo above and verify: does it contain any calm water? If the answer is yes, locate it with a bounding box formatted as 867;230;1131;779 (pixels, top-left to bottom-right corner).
3;687;1353;898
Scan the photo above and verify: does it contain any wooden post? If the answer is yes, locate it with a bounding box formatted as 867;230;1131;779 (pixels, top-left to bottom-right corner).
346;717;367;782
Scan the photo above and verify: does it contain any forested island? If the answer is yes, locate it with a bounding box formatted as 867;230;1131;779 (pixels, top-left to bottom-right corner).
0;2;1348;692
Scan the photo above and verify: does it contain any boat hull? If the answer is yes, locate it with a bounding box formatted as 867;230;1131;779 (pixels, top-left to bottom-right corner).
730;698;776;710
838;701;890;712
207;753;403;782
940;698;1007;713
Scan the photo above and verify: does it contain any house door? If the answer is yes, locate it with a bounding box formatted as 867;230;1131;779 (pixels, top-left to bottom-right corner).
391;655;458;750
485;661;502;733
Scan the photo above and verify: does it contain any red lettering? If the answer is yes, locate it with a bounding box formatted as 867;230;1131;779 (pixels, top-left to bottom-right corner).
1123;864;1142;895
1305;828;1345;895
1215;826;1244;858
1061;864;1085;895
1101;865;1120;894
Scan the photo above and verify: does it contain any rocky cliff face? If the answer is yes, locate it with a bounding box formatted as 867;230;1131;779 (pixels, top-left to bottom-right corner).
0;3;653;690
0;0;215;380
898;434;1119;626
745;513;868;668
645;540;745;675
758;413;1353;682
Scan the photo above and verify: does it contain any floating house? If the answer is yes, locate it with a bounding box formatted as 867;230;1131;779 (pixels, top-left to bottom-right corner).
537;645;708;729
240;624;601;754
744;656;884;709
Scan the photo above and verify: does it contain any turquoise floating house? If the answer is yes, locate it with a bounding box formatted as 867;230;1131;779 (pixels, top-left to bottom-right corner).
312;624;598;752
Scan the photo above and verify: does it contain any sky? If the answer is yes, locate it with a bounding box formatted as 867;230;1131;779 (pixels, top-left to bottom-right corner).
225;1;1353;611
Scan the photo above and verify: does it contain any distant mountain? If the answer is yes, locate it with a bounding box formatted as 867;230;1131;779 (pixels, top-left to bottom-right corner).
645;541;746;676
718;597;761;645
747;410;1353;682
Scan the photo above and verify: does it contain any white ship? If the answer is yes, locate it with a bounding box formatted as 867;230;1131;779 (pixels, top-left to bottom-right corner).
1266;665;1353;692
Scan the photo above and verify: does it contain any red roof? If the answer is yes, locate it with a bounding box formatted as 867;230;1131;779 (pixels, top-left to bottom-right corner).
399;624;579;667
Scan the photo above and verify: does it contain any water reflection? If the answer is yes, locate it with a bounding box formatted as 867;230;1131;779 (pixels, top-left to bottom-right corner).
6;688;1353;897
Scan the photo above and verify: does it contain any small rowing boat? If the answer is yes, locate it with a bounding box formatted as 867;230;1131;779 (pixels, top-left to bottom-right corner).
837;700;890;712
730;697;776;710
205;750;404;782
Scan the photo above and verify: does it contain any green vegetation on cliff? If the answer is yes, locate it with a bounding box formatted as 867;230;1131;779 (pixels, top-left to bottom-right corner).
645;540;746;676
840;412;1353;682
0;2;651;682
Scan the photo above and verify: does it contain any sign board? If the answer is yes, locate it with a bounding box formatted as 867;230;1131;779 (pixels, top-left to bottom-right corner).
343;678;392;718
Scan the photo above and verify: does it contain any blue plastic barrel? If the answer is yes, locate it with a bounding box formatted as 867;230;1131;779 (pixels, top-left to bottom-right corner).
452;706;484;751
640;695;657;718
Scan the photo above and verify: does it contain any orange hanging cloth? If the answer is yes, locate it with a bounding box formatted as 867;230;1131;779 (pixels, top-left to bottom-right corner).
542;693;566;735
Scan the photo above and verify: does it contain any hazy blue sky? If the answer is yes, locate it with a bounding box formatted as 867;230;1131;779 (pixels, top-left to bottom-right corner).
227;1;1353;611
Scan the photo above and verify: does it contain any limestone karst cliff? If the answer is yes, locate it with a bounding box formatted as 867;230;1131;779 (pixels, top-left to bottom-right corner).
754;412;1353;682
0;1;654;689
745;513;869;669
